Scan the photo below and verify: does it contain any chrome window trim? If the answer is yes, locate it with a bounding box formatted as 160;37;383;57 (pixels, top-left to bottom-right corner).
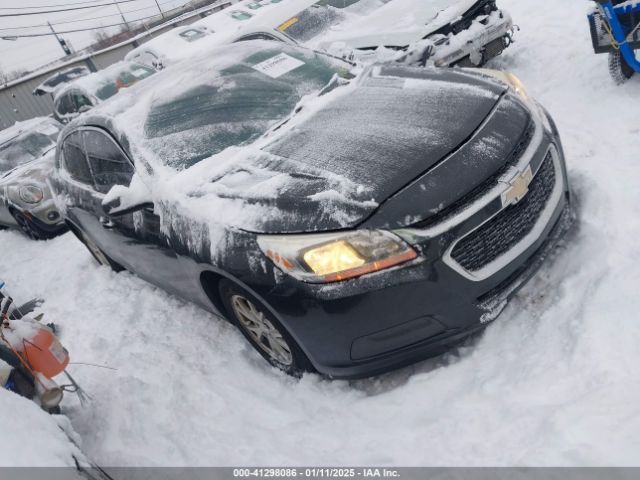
441;144;564;282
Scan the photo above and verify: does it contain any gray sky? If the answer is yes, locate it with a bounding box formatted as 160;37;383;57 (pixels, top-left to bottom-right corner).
0;0;189;73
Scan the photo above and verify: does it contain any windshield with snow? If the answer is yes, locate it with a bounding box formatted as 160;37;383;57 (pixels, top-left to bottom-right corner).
0;130;56;174
94;64;156;101
142;48;350;169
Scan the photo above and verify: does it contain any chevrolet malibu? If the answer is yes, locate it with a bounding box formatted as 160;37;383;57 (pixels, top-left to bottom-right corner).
50;41;572;378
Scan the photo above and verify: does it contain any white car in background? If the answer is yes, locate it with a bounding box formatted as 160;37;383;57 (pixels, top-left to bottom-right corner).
125;0;318;70
318;0;515;67
52;61;155;123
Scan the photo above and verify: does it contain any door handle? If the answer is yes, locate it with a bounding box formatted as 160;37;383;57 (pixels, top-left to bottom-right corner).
99;216;115;229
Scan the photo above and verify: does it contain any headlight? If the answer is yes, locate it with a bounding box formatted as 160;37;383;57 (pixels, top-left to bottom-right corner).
477;69;529;100
503;73;529;100
19;185;44;204
257;230;418;283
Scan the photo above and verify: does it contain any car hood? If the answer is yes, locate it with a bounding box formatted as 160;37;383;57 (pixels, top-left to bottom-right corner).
0;151;55;186
319;0;481;49
195;66;508;234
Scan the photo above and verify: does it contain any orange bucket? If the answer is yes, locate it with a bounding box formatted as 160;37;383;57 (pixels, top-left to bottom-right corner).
23;327;69;379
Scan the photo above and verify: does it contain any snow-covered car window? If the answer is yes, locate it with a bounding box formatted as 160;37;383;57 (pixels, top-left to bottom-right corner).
0;132;56;174
179;28;207;42
143;49;348;169
94;64;156;101
231;10;253;20
61;132;92;185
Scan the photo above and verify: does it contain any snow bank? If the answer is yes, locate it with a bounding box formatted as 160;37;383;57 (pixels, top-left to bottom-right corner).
3;0;640;468
0;388;85;468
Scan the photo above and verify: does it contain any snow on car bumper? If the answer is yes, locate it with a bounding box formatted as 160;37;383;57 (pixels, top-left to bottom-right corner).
431;10;514;67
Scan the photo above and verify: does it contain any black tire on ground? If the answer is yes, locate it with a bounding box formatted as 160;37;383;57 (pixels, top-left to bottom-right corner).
77;230;124;272
609;50;635;85
219;279;314;377
10;209;52;240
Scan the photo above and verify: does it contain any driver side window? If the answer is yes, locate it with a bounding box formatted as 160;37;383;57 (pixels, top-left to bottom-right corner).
83;130;135;194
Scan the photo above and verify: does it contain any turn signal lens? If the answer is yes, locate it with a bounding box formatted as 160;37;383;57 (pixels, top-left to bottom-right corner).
258;230;419;283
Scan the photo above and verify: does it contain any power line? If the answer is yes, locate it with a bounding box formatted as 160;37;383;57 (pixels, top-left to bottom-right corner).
0;0;137;10
1;11;166;37
0;0;183;33
0;2;162;31
0;0;141;17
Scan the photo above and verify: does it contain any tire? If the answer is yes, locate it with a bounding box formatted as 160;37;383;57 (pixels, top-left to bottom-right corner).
219;279;313;377
609;50;635;85
10;209;51;241
77;230;124;272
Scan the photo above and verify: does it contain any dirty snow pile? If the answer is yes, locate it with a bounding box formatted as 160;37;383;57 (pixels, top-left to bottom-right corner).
2;0;640;468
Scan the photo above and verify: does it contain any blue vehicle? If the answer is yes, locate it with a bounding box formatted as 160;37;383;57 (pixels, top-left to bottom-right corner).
589;0;640;83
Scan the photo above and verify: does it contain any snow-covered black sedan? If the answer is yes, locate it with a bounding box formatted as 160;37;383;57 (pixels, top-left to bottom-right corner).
50;41;572;378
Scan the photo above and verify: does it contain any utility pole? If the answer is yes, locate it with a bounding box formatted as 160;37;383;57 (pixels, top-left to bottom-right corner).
154;0;165;19
113;0;131;31
47;22;72;56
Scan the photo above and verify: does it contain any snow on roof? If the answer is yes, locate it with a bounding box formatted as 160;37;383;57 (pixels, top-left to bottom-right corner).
55;61;151;99
124;0;318;65
318;0;479;48
194;0;320;37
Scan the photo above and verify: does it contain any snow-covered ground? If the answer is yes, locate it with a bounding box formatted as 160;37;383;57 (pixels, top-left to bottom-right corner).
2;0;640;467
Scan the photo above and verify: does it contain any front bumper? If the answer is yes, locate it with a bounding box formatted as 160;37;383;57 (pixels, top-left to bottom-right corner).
259;112;572;379
431;10;514;67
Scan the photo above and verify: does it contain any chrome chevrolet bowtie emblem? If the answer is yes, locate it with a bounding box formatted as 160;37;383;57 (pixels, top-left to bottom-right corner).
501;166;533;207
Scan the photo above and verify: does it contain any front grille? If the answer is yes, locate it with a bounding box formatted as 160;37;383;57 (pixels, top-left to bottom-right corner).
450;150;556;272
416;119;535;229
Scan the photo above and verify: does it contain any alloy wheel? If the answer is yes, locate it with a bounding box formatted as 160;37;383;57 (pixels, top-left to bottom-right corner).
230;294;293;366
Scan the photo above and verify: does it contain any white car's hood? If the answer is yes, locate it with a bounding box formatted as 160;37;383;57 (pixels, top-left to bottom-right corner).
320;0;480;49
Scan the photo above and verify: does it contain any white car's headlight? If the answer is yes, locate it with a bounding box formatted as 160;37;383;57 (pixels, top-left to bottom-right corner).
19;185;44;204
257;230;418;283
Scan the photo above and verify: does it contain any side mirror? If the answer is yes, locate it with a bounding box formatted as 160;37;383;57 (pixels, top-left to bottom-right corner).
102;184;153;217
102;197;154;217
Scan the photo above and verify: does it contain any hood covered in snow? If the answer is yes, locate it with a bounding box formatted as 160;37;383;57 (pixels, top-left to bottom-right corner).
254;66;507;232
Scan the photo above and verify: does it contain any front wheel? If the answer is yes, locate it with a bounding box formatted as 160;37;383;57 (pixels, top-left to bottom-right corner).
10;209;49;240
609;50;635;85
219;280;313;377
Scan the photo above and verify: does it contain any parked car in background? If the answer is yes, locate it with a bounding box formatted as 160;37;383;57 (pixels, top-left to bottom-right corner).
319;0;515;67
124;25;215;69
0;117;66;240
52;61;155;124
32;65;92;97
51;40;571;379
125;0;322;70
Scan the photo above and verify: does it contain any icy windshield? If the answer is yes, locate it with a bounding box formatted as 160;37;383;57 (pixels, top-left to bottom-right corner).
93;64;156;101
0;131;56;174
143;48;349;169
